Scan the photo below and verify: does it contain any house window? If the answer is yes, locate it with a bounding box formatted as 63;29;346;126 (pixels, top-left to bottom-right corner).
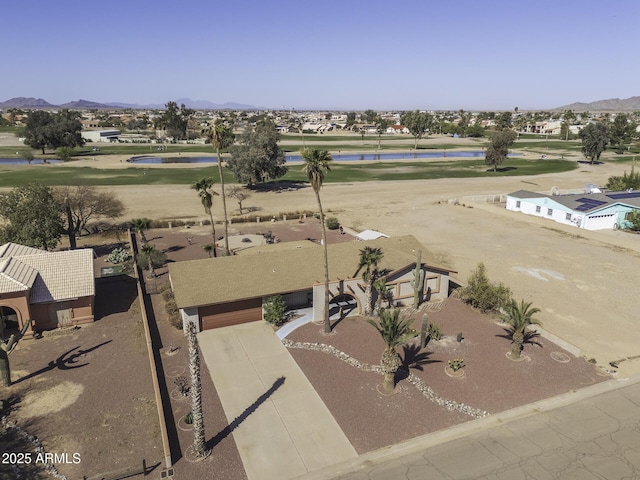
547;208;553;216
516;200;521;208
535;206;541;213
566;213;572;221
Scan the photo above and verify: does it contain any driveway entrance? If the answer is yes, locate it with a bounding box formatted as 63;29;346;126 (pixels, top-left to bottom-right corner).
198;322;357;480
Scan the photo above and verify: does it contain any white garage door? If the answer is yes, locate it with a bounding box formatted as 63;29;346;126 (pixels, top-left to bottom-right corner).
584;213;616;230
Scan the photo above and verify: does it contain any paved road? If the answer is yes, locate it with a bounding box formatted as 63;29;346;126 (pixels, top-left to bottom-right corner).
299;376;640;480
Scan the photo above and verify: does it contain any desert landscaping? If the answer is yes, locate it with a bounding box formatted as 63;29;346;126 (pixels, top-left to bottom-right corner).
2;131;640;479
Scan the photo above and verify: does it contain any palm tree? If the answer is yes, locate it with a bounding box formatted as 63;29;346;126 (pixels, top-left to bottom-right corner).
138;243;166;278
202;243;216;258
191;177;219;256
130;217;152;243
187;322;208;459
302;148;332;334
367;309;413;393
500;299;542;359
207;121;235;255
373;277;390;312
355;246;384;316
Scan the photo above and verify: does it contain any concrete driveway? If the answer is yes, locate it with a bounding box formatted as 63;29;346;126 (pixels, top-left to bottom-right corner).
198;321;357;480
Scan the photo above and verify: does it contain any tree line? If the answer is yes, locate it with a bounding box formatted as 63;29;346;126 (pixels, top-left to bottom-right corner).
0;184;124;250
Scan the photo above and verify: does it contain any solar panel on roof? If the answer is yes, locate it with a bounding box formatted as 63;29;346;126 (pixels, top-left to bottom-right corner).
574;197;607;212
606;192;640;200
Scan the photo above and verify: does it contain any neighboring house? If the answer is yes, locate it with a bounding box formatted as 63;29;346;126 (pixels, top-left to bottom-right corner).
169;235;457;333
0;243;95;338
506;190;640;230
386;124;409;134
81;129;121;143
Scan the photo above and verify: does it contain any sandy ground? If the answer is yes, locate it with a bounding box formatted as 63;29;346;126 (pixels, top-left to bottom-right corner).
94;156;640;377
4;134;640;376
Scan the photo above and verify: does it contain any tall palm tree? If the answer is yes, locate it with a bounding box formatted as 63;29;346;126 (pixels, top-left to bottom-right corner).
187;322;208;459
355;246;384;315
302;148;332;334
208;121;235;255
130;217;152;243
500;299;542;359
191;177;219;256
367;309;413;393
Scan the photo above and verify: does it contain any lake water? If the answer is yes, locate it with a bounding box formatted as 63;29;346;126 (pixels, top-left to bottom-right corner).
0;159;62;164
127;150;517;164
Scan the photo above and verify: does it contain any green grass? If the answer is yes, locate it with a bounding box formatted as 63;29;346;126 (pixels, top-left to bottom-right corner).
0;157;578;187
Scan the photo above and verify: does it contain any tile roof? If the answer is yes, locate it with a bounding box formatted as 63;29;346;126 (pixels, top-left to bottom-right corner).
0;257;38;293
0;242;45;258
0;244;95;303
169;235;454;309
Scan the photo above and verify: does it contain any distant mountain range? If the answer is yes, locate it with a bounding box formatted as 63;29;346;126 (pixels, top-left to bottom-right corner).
0;97;263;110
556;96;640;112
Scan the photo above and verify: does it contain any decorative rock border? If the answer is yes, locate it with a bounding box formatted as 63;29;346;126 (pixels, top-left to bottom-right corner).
282;339;488;419
1;415;69;480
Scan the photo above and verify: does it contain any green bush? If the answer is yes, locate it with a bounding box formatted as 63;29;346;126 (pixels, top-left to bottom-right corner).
106;247;130;264
264;295;288;326
460;262;511;313
326;217;340;230
427;321;442;341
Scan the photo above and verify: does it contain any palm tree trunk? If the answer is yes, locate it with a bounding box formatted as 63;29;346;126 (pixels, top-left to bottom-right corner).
381;348;400;393
315;190;331;334
217;148;230;255
188;323;207;458
365;283;373;316
511;330;523;359
208;211;217;258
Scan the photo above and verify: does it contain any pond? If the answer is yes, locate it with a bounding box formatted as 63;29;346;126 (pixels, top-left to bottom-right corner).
0;159;62;165
127;150;519;164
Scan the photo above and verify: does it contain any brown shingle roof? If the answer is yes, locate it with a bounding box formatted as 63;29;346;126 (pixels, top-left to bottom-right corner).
169;235;453;309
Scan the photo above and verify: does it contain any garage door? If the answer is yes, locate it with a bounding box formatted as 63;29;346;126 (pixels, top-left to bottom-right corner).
584;213;616;230
200;298;262;330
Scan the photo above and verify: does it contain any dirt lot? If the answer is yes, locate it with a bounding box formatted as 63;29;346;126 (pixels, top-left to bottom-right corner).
0;276;164;479
96;152;640;377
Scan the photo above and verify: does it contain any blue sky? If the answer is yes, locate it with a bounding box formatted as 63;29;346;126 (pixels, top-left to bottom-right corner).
2;0;639;110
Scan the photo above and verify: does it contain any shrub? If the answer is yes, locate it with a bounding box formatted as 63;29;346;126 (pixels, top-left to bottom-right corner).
627;210;640;231
264;295;288;327
448;358;465;372
427;321;442;341
106;247;130;264
168;311;182;330
184;412;193;424
326;217;340;230
460;262;511;313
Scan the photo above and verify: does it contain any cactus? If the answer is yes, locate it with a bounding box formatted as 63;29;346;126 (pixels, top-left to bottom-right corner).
0;320;31;387
420;314;428;348
410;250;425;308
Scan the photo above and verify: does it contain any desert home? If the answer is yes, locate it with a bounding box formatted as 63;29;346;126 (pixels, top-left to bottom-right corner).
0;243;95;338
506;189;640;230
168;235;457;333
